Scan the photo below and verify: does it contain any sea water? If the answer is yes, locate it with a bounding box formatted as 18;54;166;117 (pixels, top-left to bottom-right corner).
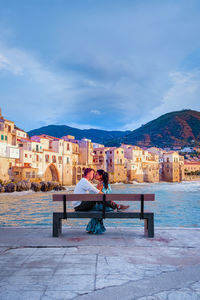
0;181;199;227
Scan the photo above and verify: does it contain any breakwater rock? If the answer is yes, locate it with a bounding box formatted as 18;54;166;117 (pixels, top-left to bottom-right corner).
0;181;66;193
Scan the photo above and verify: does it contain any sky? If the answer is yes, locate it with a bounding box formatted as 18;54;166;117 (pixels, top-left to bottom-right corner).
0;0;200;132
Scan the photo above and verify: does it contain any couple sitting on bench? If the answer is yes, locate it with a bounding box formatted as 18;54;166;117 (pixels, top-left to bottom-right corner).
73;168;129;234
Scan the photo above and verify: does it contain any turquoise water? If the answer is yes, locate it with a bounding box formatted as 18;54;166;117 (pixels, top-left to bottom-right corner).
0;181;199;227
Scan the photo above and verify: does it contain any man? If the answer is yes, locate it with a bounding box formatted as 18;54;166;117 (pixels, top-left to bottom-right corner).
73;168;102;211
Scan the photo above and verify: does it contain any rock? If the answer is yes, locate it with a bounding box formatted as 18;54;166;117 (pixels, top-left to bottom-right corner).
16;180;31;192
54;184;66;191
0;184;5;193
31;182;41;192
5;183;16;193
40;181;49;192
47;181;55;191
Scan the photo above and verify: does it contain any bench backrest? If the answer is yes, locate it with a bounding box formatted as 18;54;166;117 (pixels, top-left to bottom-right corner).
52;193;155;219
52;194;155;202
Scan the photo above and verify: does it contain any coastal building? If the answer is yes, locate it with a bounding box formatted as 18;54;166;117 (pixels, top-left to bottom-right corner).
0;108;16;146
162;152;181;182
0;108;190;185
184;161;200;180
122;144;159;183
106;147;127;182
92;147;110;171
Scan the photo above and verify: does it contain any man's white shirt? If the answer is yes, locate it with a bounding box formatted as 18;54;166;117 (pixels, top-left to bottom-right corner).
73;178;99;208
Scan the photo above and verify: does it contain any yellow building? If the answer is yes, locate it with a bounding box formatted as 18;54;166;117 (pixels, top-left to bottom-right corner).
106;147;127;182
162;152;181;182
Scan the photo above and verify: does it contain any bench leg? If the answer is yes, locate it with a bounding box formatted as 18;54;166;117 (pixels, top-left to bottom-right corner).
53;213;62;237
144;214;154;238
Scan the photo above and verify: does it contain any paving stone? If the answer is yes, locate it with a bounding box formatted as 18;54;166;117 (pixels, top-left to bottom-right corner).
0;254;29;267
0;227;200;299
96;274;132;289
61;254;96;264
41;290;78;300
0;275;52;286
0;289;44;300
34;247;66;256
14;267;55;276
55;263;95;275
23;255;62;268
168;289;199;300
4;247;37;256
47;274;94;291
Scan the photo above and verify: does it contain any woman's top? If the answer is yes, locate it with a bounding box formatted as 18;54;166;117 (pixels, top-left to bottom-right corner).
102;183;112;194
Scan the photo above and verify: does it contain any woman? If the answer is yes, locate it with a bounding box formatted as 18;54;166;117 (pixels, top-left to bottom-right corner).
86;169;129;234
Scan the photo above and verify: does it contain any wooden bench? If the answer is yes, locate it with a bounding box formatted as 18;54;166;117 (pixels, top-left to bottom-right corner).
52;193;155;238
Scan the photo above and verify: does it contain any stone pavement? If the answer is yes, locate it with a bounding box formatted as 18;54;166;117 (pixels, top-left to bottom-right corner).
0;227;200;300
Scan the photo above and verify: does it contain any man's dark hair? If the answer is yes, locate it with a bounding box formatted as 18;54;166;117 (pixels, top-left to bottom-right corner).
84;168;94;177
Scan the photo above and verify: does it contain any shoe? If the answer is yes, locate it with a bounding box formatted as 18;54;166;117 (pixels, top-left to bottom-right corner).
117;205;130;211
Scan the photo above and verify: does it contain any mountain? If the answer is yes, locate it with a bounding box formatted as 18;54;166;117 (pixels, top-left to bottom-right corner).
105;109;200;147
28;125;131;145
28;110;200;148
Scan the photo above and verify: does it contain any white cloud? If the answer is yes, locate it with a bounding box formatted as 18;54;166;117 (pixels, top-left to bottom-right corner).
67;122;102;130
151;71;200;118
123;70;200;130
90;109;101;115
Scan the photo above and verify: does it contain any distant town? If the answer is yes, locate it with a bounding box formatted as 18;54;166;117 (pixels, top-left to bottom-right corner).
0;107;200;187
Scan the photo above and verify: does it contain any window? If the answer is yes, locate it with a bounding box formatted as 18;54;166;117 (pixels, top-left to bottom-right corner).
25;154;28;158
94;151;96;154
121;151;123;154
1;135;4;140
5;136;7;141
67;143;70;150
67;157;70;164
36;145;39;152
100;151;102;154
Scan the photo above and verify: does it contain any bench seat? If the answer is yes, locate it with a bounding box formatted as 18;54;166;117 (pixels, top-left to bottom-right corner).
53;210;154;238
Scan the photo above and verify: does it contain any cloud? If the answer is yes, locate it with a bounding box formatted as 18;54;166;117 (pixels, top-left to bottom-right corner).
90;109;101;115
1;0;200;132
151;71;200;118
123;70;200;130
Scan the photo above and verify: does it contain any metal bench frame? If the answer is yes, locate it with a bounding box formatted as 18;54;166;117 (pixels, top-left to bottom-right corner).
52;193;155;238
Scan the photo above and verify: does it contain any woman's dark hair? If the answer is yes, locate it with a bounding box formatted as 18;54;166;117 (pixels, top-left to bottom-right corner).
97;169;109;189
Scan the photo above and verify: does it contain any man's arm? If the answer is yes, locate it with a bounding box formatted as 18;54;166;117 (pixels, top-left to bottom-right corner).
85;180;103;194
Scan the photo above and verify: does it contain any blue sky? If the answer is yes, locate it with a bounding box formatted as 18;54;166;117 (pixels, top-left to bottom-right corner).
0;0;200;132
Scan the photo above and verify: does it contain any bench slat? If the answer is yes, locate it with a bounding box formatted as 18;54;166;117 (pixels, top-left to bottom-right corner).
52;193;155;202
53;194;103;201
53;211;153;218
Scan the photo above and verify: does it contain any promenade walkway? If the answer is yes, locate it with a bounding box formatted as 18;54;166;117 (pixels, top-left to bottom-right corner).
0;227;200;299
